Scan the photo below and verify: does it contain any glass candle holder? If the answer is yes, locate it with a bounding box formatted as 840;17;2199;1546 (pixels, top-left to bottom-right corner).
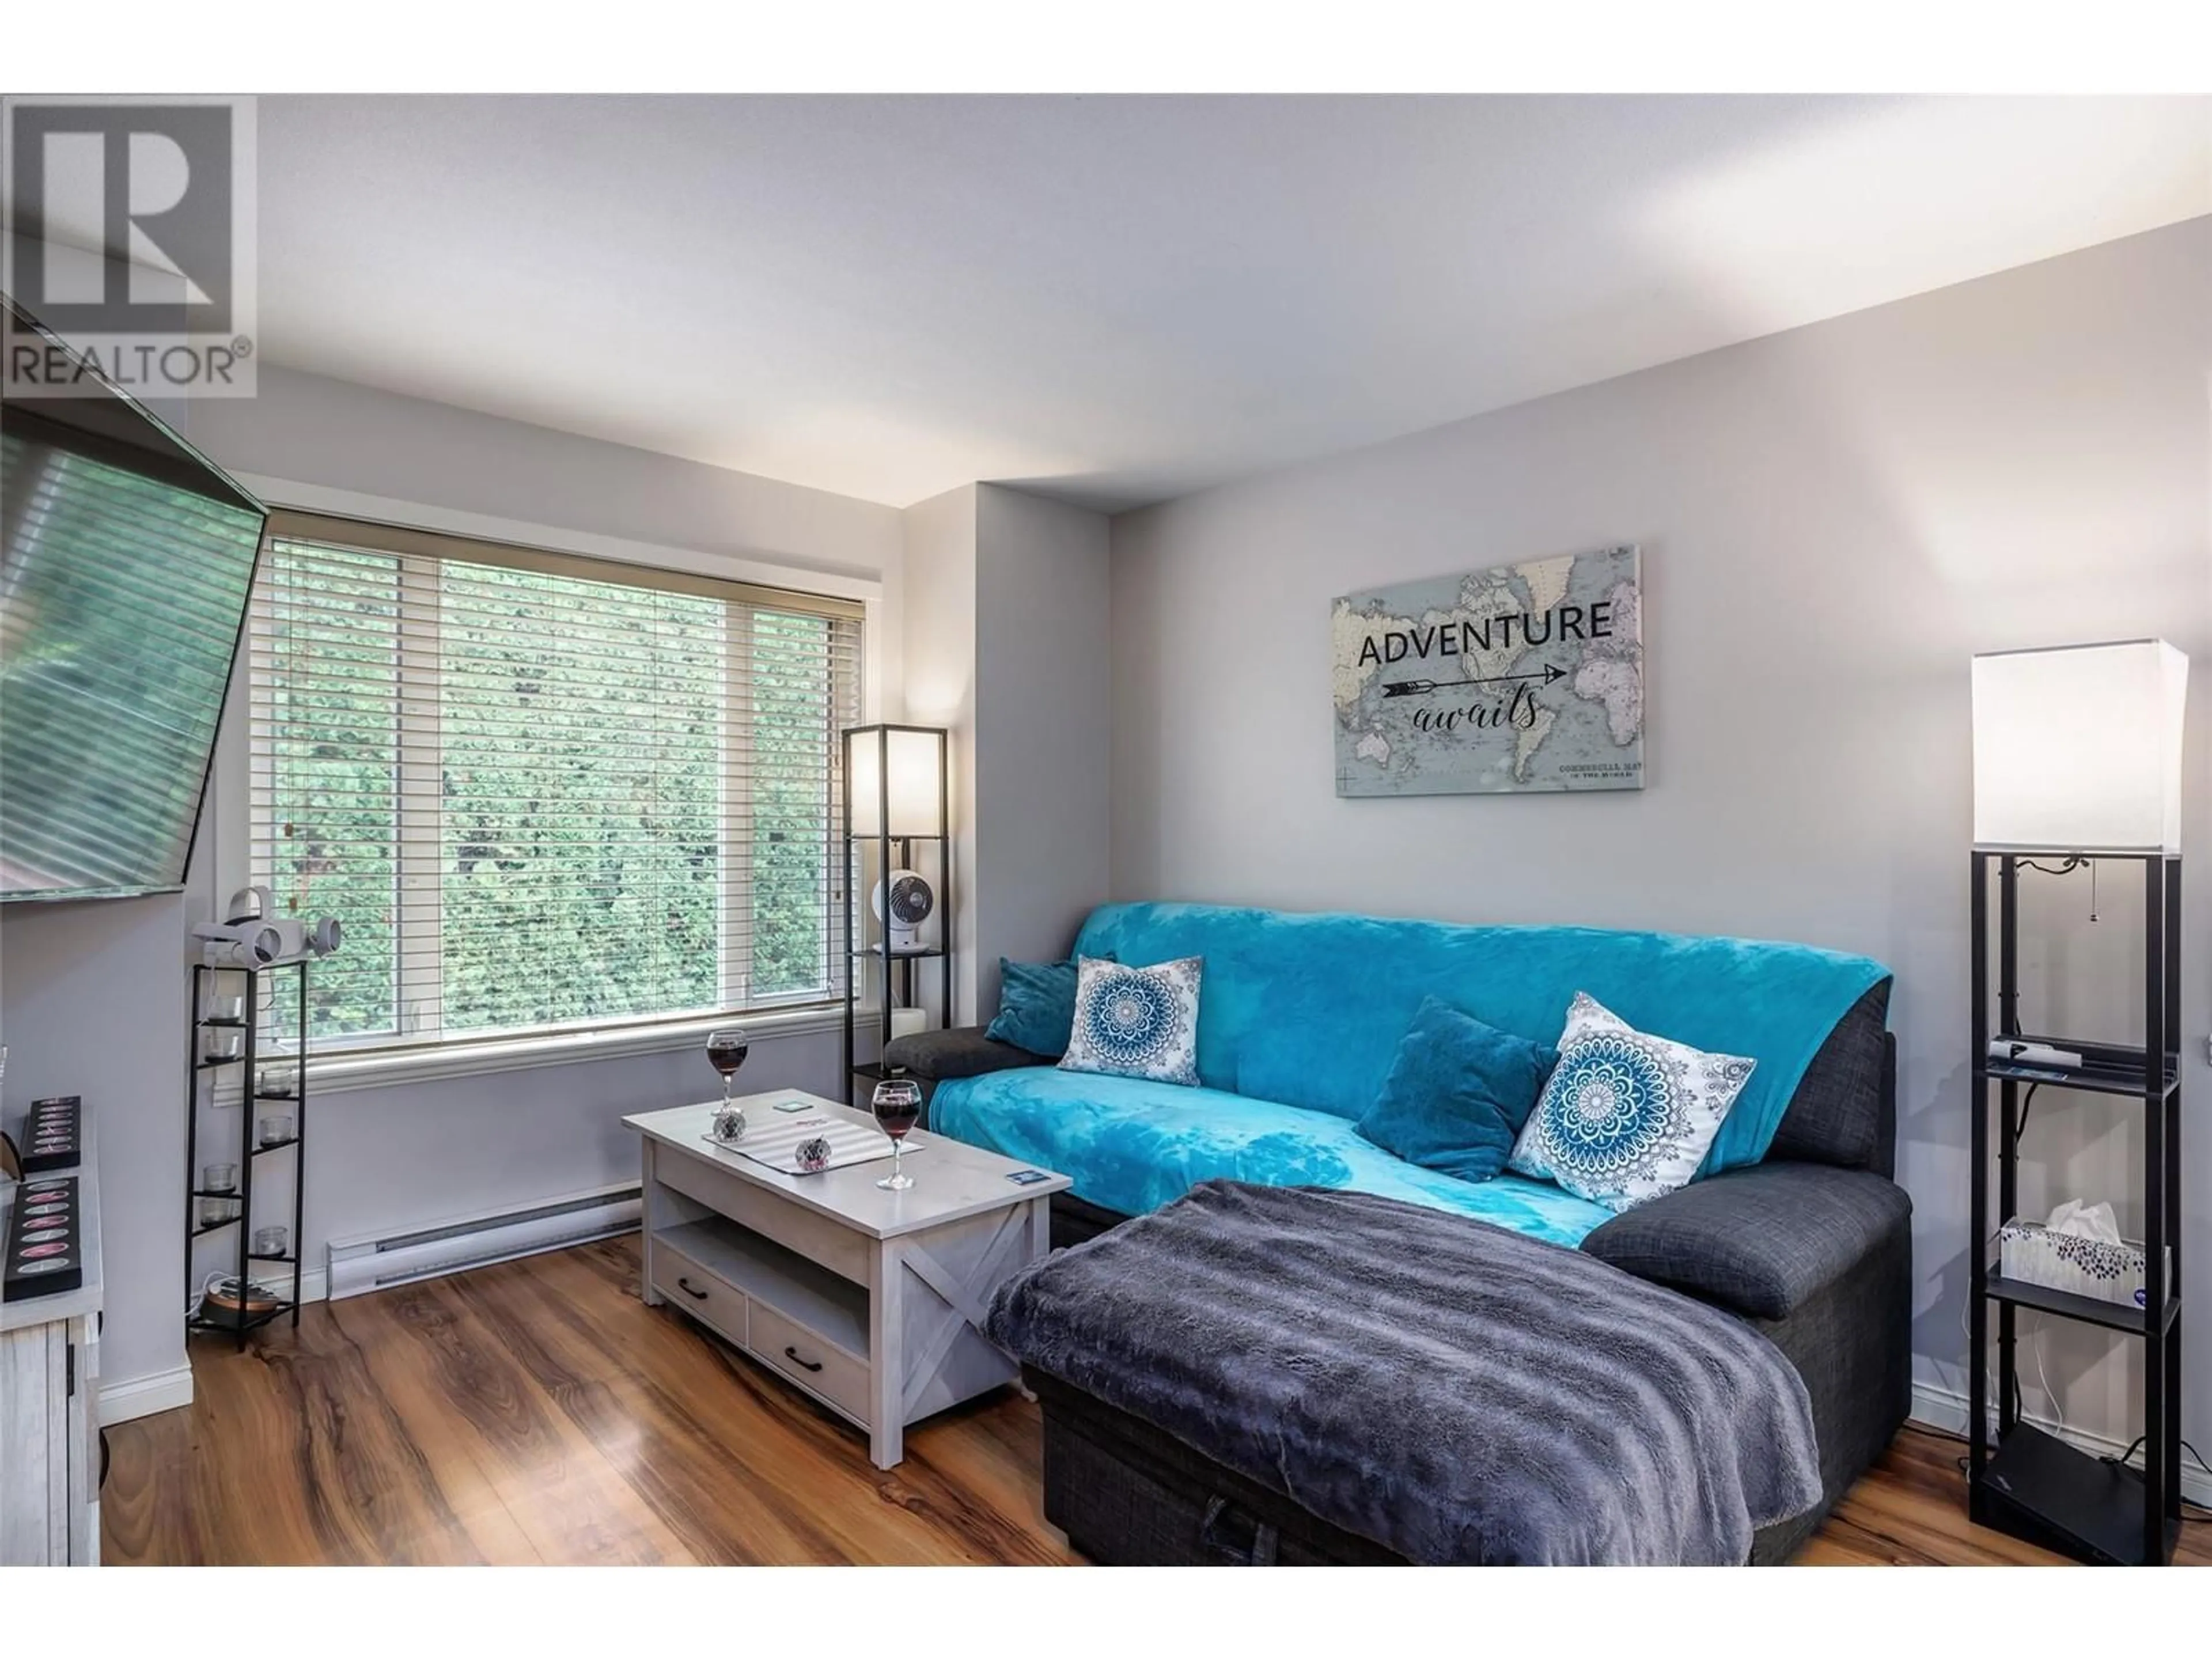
204;989;246;1024
257;1113;294;1147
198;1195;241;1228
262;1062;300;1098
202;1162;237;1194
203;1028;245;1062
252;1224;289;1256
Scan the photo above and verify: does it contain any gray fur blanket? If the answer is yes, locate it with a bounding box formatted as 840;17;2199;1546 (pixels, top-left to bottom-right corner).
985;1180;1820;1565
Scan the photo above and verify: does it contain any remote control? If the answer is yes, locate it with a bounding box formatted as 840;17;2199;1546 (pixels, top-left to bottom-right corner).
1987;1039;2082;1070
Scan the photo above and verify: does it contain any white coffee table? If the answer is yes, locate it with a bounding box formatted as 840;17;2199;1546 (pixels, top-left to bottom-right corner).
624;1091;1071;1468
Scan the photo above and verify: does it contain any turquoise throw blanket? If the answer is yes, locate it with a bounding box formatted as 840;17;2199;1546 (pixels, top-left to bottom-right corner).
931;1069;1616;1245
1071;902;1891;1175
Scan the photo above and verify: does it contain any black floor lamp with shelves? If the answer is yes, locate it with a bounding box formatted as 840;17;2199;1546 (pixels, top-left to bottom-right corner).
840;724;952;1107
1967;640;2188;1565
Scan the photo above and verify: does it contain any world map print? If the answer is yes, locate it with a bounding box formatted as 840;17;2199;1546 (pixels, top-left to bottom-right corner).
1332;545;1643;797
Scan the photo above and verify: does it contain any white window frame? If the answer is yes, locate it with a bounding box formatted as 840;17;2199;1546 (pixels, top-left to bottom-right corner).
215;476;888;1090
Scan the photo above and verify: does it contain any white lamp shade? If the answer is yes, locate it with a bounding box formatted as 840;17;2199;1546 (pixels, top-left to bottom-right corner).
847;727;945;839
1972;641;2188;854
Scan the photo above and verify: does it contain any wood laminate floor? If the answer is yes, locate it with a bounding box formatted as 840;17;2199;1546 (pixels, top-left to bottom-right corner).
101;1235;2209;1567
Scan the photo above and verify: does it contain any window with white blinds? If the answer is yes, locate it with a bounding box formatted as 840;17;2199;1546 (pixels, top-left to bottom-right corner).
247;510;863;1052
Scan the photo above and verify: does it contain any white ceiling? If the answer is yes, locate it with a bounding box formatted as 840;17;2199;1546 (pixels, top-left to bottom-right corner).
252;95;2212;512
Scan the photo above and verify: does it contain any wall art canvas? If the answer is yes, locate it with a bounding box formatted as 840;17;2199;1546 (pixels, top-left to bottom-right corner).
1332;544;1643;797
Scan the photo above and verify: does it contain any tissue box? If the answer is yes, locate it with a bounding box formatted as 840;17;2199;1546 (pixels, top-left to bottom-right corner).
1998;1218;2156;1309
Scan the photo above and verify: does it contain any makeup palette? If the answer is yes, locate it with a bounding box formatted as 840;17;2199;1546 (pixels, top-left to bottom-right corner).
3;1175;83;1301
19;1094;82;1175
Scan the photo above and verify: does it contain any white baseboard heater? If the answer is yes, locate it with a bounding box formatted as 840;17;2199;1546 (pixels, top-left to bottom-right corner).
325;1182;641;1301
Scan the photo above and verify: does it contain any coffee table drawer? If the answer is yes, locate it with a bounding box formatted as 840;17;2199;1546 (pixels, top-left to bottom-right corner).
652;1240;748;1349
749;1302;869;1424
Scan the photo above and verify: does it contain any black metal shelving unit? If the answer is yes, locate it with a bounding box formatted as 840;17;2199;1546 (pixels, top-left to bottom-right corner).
185;959;309;1347
1968;851;2182;1565
840;724;952;1106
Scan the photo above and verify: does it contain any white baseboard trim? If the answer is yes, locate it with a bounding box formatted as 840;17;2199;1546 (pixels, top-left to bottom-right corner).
100;1364;194;1426
1909;1380;2211;1508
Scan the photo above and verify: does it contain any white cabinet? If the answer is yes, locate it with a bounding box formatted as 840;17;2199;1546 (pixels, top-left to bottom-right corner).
1;1312;99;1565
2;1108;104;1567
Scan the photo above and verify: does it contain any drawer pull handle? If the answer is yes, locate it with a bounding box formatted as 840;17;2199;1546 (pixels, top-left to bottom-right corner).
676;1277;710;1301
783;1344;824;1373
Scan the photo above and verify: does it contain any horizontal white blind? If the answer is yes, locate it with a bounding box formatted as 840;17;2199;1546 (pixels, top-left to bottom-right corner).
247;513;862;1051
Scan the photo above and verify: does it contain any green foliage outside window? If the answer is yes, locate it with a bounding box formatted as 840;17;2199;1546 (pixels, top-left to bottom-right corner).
257;544;846;1046
259;546;401;1037
750;608;837;999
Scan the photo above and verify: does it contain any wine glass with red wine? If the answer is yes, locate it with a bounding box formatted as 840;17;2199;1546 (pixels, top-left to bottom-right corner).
706;1027;750;1140
872;1078;922;1191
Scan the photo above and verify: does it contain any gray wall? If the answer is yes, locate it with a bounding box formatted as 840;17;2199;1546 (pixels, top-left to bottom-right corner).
1109;218;2212;1452
974;484;1114;1007
1;369;903;1412
896;484;1114;1027
188;365;902;585
900;484;982;1022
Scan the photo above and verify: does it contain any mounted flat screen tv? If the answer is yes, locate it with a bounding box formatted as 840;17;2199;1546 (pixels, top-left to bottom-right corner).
1;298;267;901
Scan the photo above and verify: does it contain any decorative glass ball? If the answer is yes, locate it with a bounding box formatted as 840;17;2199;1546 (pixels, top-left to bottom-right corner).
795;1136;833;1173
711;1103;747;1143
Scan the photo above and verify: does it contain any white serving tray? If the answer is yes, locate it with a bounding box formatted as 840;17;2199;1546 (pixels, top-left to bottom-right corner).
701;1112;925;1177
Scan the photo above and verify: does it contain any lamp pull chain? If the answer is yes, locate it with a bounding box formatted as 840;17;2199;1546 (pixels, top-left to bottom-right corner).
2089;858;2097;923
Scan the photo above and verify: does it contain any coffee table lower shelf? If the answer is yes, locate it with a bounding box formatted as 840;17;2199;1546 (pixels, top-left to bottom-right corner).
650;1215;876;1426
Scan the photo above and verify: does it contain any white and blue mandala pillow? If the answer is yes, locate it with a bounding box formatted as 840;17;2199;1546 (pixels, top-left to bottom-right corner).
1060;955;1203;1087
1508;992;1755;1213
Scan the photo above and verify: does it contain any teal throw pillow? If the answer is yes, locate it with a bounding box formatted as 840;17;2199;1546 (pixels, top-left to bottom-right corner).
986;957;1089;1056
1356;997;1556;1183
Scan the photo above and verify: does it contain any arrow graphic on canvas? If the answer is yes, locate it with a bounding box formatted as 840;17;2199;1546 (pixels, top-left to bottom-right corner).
1381;662;1566;698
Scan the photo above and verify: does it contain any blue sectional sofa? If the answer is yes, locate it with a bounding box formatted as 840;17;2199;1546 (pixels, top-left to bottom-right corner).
887;901;1914;1565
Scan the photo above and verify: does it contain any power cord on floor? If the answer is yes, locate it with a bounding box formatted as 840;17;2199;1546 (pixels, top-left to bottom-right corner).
2107;1431;2206;1471
2108;1434;2212;1491
2099;1435;2212;1521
